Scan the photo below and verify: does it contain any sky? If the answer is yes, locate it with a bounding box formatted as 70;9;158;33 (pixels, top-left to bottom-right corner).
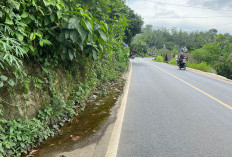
126;0;232;34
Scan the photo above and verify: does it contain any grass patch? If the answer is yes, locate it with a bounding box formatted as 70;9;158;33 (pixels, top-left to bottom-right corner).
154;55;164;62
187;62;212;72
167;59;212;73
169;58;177;65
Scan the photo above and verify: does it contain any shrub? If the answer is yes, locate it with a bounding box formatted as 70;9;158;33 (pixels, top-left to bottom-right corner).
155;56;164;62
216;56;232;79
169;58;177;65
0;102;75;157
192;43;222;64
187;62;212;72
0;0;133;156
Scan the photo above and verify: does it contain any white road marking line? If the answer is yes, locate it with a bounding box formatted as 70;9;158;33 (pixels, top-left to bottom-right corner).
140;59;232;110
105;61;132;157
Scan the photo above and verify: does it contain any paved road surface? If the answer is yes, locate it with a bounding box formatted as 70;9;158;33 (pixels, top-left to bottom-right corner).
117;58;232;157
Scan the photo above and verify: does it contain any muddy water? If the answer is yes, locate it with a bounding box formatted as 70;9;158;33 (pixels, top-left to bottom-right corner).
31;80;125;157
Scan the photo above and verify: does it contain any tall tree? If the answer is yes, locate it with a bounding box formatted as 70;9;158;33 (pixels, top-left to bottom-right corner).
124;8;143;44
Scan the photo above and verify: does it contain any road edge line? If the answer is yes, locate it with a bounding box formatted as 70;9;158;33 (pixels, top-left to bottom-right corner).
159;61;232;85
104;61;132;157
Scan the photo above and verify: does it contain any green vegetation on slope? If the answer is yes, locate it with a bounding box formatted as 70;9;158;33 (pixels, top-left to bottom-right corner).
187;62;212;72
168;58;177;65
0;0;143;156
155;56;164;62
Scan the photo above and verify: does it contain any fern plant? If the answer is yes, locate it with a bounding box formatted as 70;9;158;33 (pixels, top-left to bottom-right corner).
0;25;26;87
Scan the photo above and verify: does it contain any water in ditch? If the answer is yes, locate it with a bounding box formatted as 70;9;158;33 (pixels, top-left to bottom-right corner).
24;80;125;157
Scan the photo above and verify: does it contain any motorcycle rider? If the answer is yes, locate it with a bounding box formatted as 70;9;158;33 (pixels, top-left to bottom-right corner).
178;53;185;64
177;53;187;70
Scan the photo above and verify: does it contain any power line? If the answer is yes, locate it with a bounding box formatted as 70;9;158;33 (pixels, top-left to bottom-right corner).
151;23;232;31
185;23;232;31
130;0;232;12
201;23;232;28
144;16;232;19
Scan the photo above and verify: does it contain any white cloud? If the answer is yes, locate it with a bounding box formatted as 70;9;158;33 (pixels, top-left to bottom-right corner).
126;0;232;33
187;0;232;9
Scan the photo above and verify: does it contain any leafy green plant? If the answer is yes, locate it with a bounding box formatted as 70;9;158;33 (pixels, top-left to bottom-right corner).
0;103;74;157
187;62;212;72
0;0;136;156
155;55;164;62
169;58;177;65
57;8;108;61
192;43;222;65
0;65;75;156
216;55;232;79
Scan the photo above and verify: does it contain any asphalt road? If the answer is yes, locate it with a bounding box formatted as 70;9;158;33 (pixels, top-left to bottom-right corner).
117;58;232;157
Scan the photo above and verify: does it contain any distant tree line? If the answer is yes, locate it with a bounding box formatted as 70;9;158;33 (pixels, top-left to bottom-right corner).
131;25;232;79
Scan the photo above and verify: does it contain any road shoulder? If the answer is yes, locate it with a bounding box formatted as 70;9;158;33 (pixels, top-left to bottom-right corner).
186;67;232;85
151;58;232;85
57;62;132;157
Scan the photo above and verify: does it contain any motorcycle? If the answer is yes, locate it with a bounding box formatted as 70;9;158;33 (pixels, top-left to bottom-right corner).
178;58;186;70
